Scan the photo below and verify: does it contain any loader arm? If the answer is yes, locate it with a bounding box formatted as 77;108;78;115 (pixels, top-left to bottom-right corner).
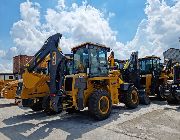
122;52;140;88
164;59;172;72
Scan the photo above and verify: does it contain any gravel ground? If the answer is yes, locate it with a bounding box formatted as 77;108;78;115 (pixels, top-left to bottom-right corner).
0;98;179;140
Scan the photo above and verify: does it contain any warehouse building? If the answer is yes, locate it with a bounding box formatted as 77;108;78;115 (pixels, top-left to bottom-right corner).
0;73;15;80
163;48;180;63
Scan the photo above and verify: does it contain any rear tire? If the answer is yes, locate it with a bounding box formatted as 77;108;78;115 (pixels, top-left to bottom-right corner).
124;86;139;109
88;90;112;120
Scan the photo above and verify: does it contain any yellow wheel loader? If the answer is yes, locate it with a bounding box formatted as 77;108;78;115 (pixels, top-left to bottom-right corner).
45;41;139;120
138;56;168;100
108;51;171;104
163;63;180;104
108;51;151;105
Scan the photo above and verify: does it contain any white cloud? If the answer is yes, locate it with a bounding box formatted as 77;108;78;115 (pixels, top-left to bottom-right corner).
45;3;118;47
0;48;13;72
0;0;119;72
126;0;180;58
56;0;65;10
0;50;5;57
20;0;40;25
0;59;12;73
10;0;118;55
10;0;51;56
1;0;180;72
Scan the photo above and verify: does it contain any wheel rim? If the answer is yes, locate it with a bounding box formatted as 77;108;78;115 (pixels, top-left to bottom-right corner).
131;90;138;104
98;96;109;114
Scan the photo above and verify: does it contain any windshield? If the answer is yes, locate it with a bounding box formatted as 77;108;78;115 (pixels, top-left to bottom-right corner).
139;58;161;75
89;48;108;77
73;45;108;77
73;48;88;73
140;59;152;74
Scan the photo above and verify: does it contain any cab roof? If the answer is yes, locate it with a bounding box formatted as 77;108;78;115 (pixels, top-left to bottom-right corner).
139;55;161;60
71;42;110;52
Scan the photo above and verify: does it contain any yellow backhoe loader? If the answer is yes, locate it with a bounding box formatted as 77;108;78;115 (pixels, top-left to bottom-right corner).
16;33;140;120
42;41;140;120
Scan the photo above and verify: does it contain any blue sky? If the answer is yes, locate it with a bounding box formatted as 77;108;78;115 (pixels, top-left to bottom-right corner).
0;0;146;51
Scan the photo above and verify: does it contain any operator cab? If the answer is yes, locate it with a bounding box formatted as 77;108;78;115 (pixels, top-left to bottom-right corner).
72;42;110;77
139;56;162;75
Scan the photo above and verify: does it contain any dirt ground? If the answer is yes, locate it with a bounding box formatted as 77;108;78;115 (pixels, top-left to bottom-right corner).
0;98;179;140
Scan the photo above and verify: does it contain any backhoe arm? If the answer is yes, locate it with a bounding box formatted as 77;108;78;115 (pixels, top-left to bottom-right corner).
28;33;62;72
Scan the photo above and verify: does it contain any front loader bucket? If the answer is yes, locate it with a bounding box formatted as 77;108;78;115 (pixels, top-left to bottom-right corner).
23;71;49;89
20;71;50;99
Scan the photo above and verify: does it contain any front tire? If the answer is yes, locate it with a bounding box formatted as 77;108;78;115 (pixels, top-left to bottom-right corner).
88;90;112;120
66;107;80;114
30;101;43;111
156;85;166;101
124;86;139;109
43;96;62;115
139;89;151;105
167;96;179;105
